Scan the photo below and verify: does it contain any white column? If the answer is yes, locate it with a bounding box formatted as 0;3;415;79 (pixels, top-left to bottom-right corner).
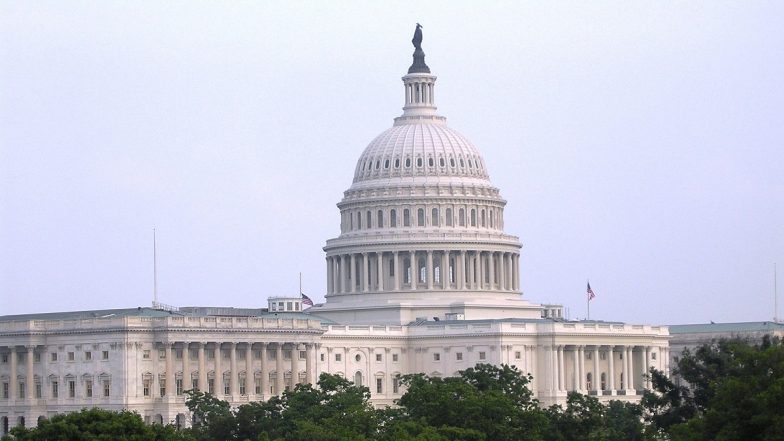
377;252;384;291
621;346;628;391
362;253;369;292
245;344;253;397
229;342;238;398
578;346;585;391
441;251;449;289
393;251;400;291
608;346;615;393
9;347;17;401
459;251;466;289
593;347;600;392
499;253;506;291
166;343;175;398
260;343;269;399
182;342;190;393
290;343;299;388
198;342;207;392
644;346;651;389
572;347;579;390
410;251;417;290
26;346;35;401
478;252;484;290
426;251;433;290
326;257;333;294
275;343;284;395
467;253;475;289
558;345;565;392
350;254;357;293
340;255;348;293
214;343;223;396
488;252;495;290
305;344;314;384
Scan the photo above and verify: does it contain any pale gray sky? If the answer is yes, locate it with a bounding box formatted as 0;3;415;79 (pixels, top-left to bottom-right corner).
2;1;783;325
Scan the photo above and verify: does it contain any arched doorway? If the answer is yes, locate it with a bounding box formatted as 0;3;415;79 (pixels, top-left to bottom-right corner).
354;371;363;387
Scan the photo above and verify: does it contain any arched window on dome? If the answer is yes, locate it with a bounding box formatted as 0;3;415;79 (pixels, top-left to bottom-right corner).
434;265;440;283
366;211;371;229
416;157;423;168
377;210;383;228
450;157;456;168
375;160;380;170
403;209;410;227
394;158;400;168
460;158;465;168
459;208;465;227
481;209;486;227
431;208;439;227
470;209;477;227
350;213;354;230
405;158;411;168
439;157;445;167
419;258;426;283
389;259;394;277
384;159;390;169
357;212;362;230
417;209;425;227
390;209;397;227
489;210;494;228
428;157;434;167
446;208;453;227
449;257;455;283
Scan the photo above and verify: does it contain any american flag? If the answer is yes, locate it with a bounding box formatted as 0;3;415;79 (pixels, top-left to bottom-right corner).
301;293;314;307
587;282;596;301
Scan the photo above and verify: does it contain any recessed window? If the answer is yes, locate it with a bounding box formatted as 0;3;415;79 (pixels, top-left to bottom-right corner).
376;378;383;393
375;160;380;170
479;351;486;360
456;352;463;361
439;157;445;167
366;210;371;229
335;354;342;362
428;157;434;167
84;351;92;361
377;210;384;228
652;352;657;360
376;354;382;362
459;208;466;226
68;352;75;361
416;157;423;167
515;351;521;360
384;159;390;169
417;209;425;227
468;159;473;169
392;354;399;362
433;353;440;361
403;209;411;227
395;158;400;168
446;208;453;227
390;209;397;227
431;208;439;226
50;353;58;362
450;158;455;167
460;158;465;167
357;212;362;230
102;351;109;360
405;158;411;168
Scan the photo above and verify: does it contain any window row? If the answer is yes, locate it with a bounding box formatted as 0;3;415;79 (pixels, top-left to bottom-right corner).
0;350;110;363
1;377;111;399
142;348;307;361
357;153;486;176
342;206;504;232
325;352;401;363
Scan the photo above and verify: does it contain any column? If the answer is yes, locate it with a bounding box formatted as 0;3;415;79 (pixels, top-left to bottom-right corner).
572;347;579;390
245;344;253;397
333;257;340;293
182;342;190;393
340;255;348;293
166;343;175;398
550;346;557;392
377;252;384;291
393;252;400;291
228;343;237;397
629;347;636;391
275;343;284;395
644;346;651;389
593;347;600;393
441;251;449;289
214;343;222;397
362;253;369;292
350;254;357;293
290;343;299;388
608;346;615;393
558;346;565;392
198;343;207;392
499;253;506;291
326;257;333;294
467;252;475;289
426;251;433;289
26;346;35;401
459;251;466;290
305;344;314;384
260;343;269;398
488;252;495;290
478;252;484;290
410;251;417;290
512;254;519;291
9;347;16;401
578;346;585;391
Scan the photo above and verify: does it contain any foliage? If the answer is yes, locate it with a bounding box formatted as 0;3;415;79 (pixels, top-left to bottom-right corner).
4;408;193;441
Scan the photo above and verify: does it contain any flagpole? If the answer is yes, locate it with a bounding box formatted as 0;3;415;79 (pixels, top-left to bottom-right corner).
775;263;778;323
153;228;158;305
587;280;590;321
299;272;302;295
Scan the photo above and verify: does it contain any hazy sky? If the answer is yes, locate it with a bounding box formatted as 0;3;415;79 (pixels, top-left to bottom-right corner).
2;1;783;325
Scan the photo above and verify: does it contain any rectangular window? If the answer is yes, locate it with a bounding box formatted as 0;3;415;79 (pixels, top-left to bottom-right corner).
320;353;325;362
254;350;262;359
224;383;230;395
159;379;166;397
192;379;199;391
238;350;246;360
2;382;8;399
403;209;410;227
85;351;92;361
433;353;440;361
103;381;110;397
239;382;246;395
376;353;382;362
68;352;75;361
52;381;59;398
208;349;215;359
143;380;150;397
586;352;592;360
175;349;183;360
392;378;399;394
459;208;466;226
376;378;383;393
515;351;521;360
176;379;183;395
255;378;262;394
300;351;306;360
85;380;93;398
392;354;399;362
479;351;486;360
1;353;7;363
34;352;41;363
68;380;76;398
143;350;151;359
19;383;25;399
159;349;166;359
335;353;342;362
284;350;292;360
600;352;607;360
652;352;657;360
208;379;214;394
390;209;397;227
102;351;109;360
446;208;453;226
417;208;425;226
456;352;463;361
51;352;58;362
36;382;42;398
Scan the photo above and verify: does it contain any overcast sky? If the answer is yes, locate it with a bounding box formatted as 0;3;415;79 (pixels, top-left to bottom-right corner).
1;1;782;325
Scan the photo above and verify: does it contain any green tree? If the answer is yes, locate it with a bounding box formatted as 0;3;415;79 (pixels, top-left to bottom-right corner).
4;408;192;441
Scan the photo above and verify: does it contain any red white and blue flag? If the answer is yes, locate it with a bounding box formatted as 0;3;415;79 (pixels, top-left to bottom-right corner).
587;282;596;301
301;293;314;307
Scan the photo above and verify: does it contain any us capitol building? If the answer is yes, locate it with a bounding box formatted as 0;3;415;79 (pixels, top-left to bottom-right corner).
0;28;669;432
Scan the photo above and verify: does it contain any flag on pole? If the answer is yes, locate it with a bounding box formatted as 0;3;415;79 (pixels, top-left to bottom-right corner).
301;293;314;307
587;282;596;301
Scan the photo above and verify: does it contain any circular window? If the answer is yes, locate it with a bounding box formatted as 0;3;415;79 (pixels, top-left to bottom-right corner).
417;158;423;167
355;354;361;362
395;158;400;168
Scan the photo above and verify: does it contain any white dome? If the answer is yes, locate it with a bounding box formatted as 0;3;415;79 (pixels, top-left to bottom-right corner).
352;122;490;183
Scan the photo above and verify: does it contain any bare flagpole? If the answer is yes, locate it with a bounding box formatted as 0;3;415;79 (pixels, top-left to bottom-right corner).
775;263;778;323
153;228;158;305
299;272;303;295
